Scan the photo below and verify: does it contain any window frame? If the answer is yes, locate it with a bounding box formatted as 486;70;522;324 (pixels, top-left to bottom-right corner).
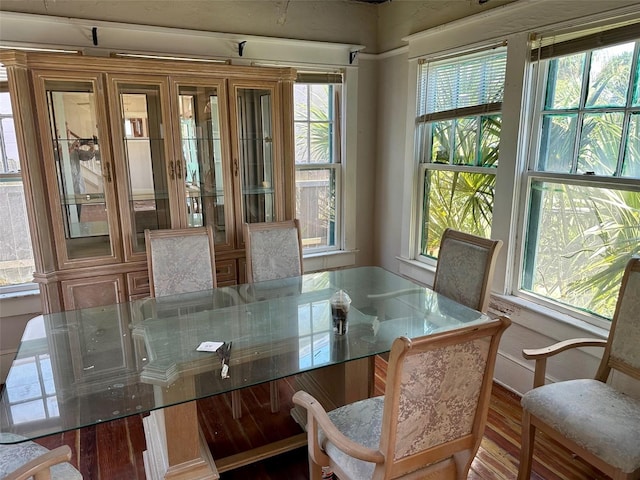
413;47;506;265
0;79;37;293
515;39;640;325
294;78;343;255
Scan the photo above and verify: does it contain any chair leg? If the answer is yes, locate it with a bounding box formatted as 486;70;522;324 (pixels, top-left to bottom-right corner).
308;455;323;480
270;380;280;413
231;390;242;420
517;410;536;480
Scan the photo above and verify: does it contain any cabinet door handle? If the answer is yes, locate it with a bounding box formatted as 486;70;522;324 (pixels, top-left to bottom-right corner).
234;158;239;177
104;162;112;183
168;161;175;180
176;160;182;179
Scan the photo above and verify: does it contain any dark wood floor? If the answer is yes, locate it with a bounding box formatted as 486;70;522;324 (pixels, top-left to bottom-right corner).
31;362;608;480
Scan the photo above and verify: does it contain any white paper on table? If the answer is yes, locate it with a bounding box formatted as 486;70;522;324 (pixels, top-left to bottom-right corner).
196;341;224;352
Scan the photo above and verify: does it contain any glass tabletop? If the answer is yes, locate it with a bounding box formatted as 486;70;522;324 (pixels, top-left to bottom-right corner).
0;266;488;443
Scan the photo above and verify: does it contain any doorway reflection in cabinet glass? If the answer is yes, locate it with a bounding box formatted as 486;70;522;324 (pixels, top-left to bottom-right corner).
45;80;111;260
178;85;227;243
118;85;171;253
237;88;274;224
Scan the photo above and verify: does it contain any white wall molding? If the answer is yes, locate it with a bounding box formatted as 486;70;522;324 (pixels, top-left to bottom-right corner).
0;11;365;67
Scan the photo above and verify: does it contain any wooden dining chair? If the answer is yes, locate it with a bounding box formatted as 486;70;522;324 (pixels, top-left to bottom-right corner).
244;219;304;414
372;228;503;391
0;434;82;480
293;316;511;480
145;225;217;297
518;256;640;480
144;225;254;419
433;228;503;313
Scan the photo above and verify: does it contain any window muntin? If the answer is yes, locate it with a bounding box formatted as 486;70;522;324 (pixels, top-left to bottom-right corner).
0;83;36;288
415;48;506;260
294;82;341;252
522;40;640;320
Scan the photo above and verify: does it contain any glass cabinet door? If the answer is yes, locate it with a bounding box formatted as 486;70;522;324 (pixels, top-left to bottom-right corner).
171;79;234;250
108;76;176;260
230;81;284;244
34;74;120;267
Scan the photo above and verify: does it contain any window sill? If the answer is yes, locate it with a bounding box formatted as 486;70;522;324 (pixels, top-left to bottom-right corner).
0;285;40;301
396;255;609;341
0;285;41;317
304;249;358;272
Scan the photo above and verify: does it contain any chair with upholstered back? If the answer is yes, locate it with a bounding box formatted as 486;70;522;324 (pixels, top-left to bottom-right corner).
243;219;303;414
518;256;640;480
293;316;510;480
0;434;82;480
244;219;303;283
145;226;217;298
433;228;503;313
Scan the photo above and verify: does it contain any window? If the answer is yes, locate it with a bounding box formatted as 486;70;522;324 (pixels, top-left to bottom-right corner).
522;38;640;319
0;69;35;288
294;73;342;252
415;48;506;259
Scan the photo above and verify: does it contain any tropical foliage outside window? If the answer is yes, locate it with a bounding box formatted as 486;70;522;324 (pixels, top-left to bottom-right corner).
415;48;506;258
522;40;640;319
0;77;35;288
294;82;341;251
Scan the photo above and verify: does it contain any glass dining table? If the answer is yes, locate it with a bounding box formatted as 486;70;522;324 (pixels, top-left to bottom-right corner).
0;266;490;479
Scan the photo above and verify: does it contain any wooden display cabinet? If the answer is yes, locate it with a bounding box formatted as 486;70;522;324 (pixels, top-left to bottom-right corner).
1;50;295;313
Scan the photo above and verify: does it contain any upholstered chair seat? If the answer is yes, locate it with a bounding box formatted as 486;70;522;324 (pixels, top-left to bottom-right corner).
294;317;511;480
521;379;640;473
320;396;384;479
518;256;640;480
0;433;82;480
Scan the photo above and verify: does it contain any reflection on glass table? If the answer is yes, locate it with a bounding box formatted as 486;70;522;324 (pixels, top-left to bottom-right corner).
0;266;490;480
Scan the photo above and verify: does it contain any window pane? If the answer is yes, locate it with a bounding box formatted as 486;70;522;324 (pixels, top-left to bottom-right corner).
295;168;335;249
420;170;495;258
634;48;640;106
585;43;634;108
0;90;12;115
479;115;501;167
523;180;640;319
295;122;310;163
453;118;478;165
294;84;309;120
1;117;20;172
623;112;640;177
294;84;333;165
538;114;577;172
0;177;35;286
545;53;585;110
421;49;507;115
0;82;35;288
430;120;452;163
310;85;330;121
577;112;624;175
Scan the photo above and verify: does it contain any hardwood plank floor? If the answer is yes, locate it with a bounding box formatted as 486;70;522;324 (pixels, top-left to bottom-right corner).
29;365;608;480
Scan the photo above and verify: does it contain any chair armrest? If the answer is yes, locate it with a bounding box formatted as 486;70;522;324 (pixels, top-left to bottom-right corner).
4;445;72;480
293;391;385;464
523;338;607;388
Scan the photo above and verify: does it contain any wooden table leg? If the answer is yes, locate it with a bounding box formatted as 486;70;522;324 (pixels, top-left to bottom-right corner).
143;378;219;480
